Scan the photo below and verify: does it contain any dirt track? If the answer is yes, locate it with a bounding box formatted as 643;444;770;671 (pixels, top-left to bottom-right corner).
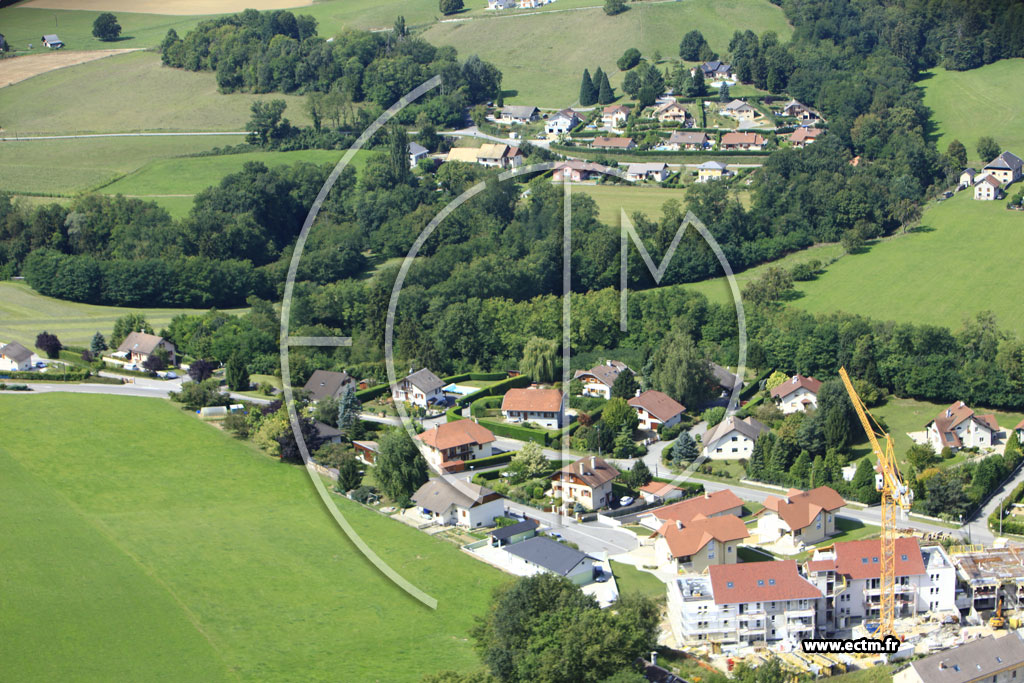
0;49;142;88
22;0;311;14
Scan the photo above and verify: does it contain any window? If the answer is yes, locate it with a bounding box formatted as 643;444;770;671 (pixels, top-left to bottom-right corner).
728;546;734;553
769;579;776;585
862;558;868;564
727;581;734;588
872;557;879;563
901;554;908;561
758;580;765;586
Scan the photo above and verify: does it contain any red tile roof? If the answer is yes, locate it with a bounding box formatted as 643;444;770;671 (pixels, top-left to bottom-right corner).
416;420;495;450
819;537;926;580
552;456;620;489
648;490;743;525
769;374;822;400
640;481;682;496
720;132;765;146
628;390;685;423
788;127;823;143
762;486;845;531
709;561;822;605
502;388;564;413
928;401;996;448
592;136;635;149
655;514;749;557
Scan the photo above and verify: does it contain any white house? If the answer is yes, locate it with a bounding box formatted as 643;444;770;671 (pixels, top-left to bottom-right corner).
701;415;769;459
41;34;63;49
721;99;757;120
552;160;605;182
625;162;669;183
983;151;1023;186
500;104;539;123
653;514;749;574
117;331;177;366
0;341;33;372
573;360;630;399
488;0;517;8
975;174;1002;200
925;401;998;451
392;368;445;408
408;141;429;167
501;387;564;429
667;561;822;646
895;632;1024;683
545;108;580;136
780;99;819;120
601;104;630;128
416;419;495;469
769;374;822;414
411;478;505;528
806;538;957;633
756;486;845;546
502;536;597;585
628;390;685;431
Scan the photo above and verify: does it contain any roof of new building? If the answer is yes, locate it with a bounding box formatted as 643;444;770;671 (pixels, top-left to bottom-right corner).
402;368;444;394
702;415;769;446
489;518;539;541
551;108;579;121
720;131;765;145
654;514;749;558
809;537;926;580
504;536;594;576
907;632;1024;683
502;387;563;413
984;151;1024;172
408;141;428;155
416;419;495;450
502;105;538;118
667;130;709;144
117;331;171;356
412;478;498;512
0;341;32;363
553;456;620;489
43;34;61;42
593;136;635;148
928;401;997;448
446;146;481;163
648;490;744;525
762;486;845;531
628;390;685;423
572;360;629;387
709;560;822;605
770;374;822;399
303;369;354;401
697;160;729;170
782;99;807;111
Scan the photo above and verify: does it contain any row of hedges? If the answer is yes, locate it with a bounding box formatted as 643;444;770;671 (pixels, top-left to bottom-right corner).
462;451;517;472
550;143;771;158
740;368;773;401
0;368;91;381
470;395;503;418
476;418;556;446
455;374;533;408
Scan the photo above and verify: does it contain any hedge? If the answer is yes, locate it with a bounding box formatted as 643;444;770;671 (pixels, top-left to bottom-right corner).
650;477;705;496
0;368;91;381
356;371;510;402
456;374;533;408
470;395;503;418
549;143;771;158
476;417;556;446
740;368;773;401
463;451;516;471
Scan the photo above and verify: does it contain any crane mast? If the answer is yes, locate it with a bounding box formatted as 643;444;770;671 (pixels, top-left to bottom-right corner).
838;367;912;637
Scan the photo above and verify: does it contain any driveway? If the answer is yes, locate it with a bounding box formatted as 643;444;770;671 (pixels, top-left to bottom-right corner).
504;501;637;556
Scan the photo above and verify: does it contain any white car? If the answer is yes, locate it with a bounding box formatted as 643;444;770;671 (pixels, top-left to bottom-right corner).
619;496;634;507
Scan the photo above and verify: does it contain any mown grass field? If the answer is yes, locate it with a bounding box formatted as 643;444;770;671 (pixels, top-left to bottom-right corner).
0;134;245;195
422;0;792;106
793;192;1024;338
920;59;1024;164
0;280;246;348
0;393;506;681
0;51;310;134
101;149;370;196
576;183;690;224
0;6;205;53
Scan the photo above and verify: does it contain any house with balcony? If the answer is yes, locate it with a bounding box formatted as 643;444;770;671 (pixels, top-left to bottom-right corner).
653;514;749;574
805;537;957;633
667;561;822;646
769;373;821;414
392;367;445;408
628;390;685;431
573;360;631;399
925;400;998;452
756;486;845;547
416;419;495;470
701;415;769;459
550;456;619;510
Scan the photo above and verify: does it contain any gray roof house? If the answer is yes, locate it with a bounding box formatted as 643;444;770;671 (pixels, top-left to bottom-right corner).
896;632;1024;683
504;536;596;583
42;34;63;48
985;151;1024;174
708;362;741;392
117;331;176;365
303;369;355;402
0;341;33;364
404;368;444;394
501;105;539;122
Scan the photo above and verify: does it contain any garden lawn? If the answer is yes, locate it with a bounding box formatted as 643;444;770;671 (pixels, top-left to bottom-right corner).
920;60;1024;165
421;0;792;107
577;184;690;225
0;280;246;348
609;561;665;602
0;51;310;135
0;135;244;195
0;393;506;681
792;192;1024;338
100;149;369;196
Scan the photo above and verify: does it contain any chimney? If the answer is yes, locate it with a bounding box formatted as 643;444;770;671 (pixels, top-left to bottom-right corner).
705;490;710;499
675;520;682;530
580;462;585;475
590;456;596;468
606;360;614;367
946;409;952;418
651;652;658;666
635;388;641;397
792;376;798;384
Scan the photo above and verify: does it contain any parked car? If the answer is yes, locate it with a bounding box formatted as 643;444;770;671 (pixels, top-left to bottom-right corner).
619;496;635;507
35;361;46;368
165;371;178;379
594;567;610;583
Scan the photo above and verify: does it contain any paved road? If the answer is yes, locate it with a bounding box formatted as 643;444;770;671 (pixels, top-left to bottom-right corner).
504;501;637;555
0;373;272;405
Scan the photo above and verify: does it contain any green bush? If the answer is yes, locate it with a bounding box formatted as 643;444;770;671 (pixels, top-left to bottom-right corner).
0;382;31;391
1;368;90;382
463;451;516;470
470;395;503;417
476;418;553;446
457;374;533;408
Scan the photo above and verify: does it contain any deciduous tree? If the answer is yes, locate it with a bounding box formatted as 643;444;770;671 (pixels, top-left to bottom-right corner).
375;428;428;502
92;13;121;41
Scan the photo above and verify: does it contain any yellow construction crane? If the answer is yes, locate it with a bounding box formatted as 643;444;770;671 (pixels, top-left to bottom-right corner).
839;367;913;637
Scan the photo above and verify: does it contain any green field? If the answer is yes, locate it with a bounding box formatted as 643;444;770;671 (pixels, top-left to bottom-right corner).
101;149;370;196
792;192;1024;338
422;0;792;106
577;183;690;224
0;280;246;348
0;393;505;681
921;59;1024;164
0;51;311;135
0;134;245;194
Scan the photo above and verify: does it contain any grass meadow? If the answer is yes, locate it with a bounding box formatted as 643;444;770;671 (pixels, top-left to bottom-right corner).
422;0;792;106
0;51;311;135
0;280;247;348
576;183;690;224
920;60;1024;164
0;393;506;681
792;191;1024;338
